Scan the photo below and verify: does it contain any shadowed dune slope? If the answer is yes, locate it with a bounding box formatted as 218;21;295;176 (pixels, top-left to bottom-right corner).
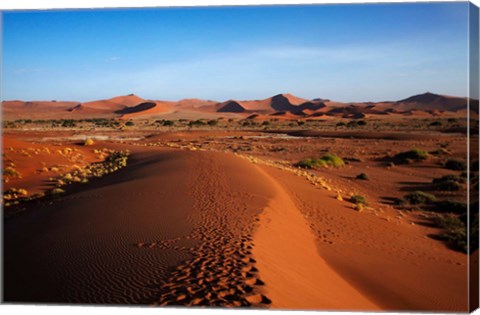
4;150;196;304
115;102;157;115
3;149;275;305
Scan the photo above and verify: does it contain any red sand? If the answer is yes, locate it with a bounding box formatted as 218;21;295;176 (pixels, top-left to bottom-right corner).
2;131;472;310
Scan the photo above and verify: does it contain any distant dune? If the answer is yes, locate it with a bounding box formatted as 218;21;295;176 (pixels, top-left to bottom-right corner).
2;92;474;120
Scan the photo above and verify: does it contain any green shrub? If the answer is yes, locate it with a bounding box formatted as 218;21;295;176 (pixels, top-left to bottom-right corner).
404;191;436;205
162;120;174;126
435;180;462;191
434;201;467;214
3;167;21;177
432;174;466;184
51;188;66;195
433;214;467;253
445;159;467;171
61;119;76;128
294;153;344;169
125;121;135;126
430;121;442;127
189;120;206;127
321;153;345;167
394;149;429;163
350;195;368;206
294;158;327;169
356;173;369;180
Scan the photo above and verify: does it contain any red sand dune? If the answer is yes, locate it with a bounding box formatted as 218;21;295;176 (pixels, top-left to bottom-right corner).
3;146;469;310
259;165;468;311
74;94;148;112
216;93;324;115
119;101;175;119
2;92;472;121
3;100;79;119
108;94;146;107
175;98;219;112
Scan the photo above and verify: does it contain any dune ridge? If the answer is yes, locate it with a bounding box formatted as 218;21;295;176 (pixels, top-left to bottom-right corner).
2;91;472;120
260;165;468;311
252;164;379;310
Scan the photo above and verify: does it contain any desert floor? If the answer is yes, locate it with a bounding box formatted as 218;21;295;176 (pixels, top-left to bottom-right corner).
2;121;476;311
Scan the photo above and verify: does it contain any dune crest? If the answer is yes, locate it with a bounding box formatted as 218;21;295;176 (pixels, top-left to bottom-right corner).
252;165;379;310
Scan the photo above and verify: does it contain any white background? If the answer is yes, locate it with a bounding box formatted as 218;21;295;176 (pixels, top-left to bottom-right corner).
0;1;479;315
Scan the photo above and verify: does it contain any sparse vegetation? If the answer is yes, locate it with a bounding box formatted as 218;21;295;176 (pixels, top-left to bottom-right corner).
51;188;66;195
321;153;345;167
294;158;325;169
434;201;467;214
125;121;135;127
432;214;467;253
350;195;368;206
3;150;130;213
445;159;467;171
404;191;436;205
356;173;369;180
3;166;22;178
394;149;429;163
189;120;206;127
84;138;95;146
155;119;175;126
436;180;462;191
294;153;344;169
60;119;76;128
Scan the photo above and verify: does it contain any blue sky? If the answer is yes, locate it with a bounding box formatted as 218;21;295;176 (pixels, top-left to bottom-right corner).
1;2;470;102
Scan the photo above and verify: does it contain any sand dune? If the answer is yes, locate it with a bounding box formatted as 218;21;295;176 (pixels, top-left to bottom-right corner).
263;166;468;311
3;136;472;310
3;100;79;119
74;94;148;113
252;165;379;310
175;98;219;112
216;93;324;115
2;92;472;120
4;148;273;306
108;94;146;107
119;101;175;119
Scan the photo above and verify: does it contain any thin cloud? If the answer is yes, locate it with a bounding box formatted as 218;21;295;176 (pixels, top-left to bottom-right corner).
105;56;121;62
